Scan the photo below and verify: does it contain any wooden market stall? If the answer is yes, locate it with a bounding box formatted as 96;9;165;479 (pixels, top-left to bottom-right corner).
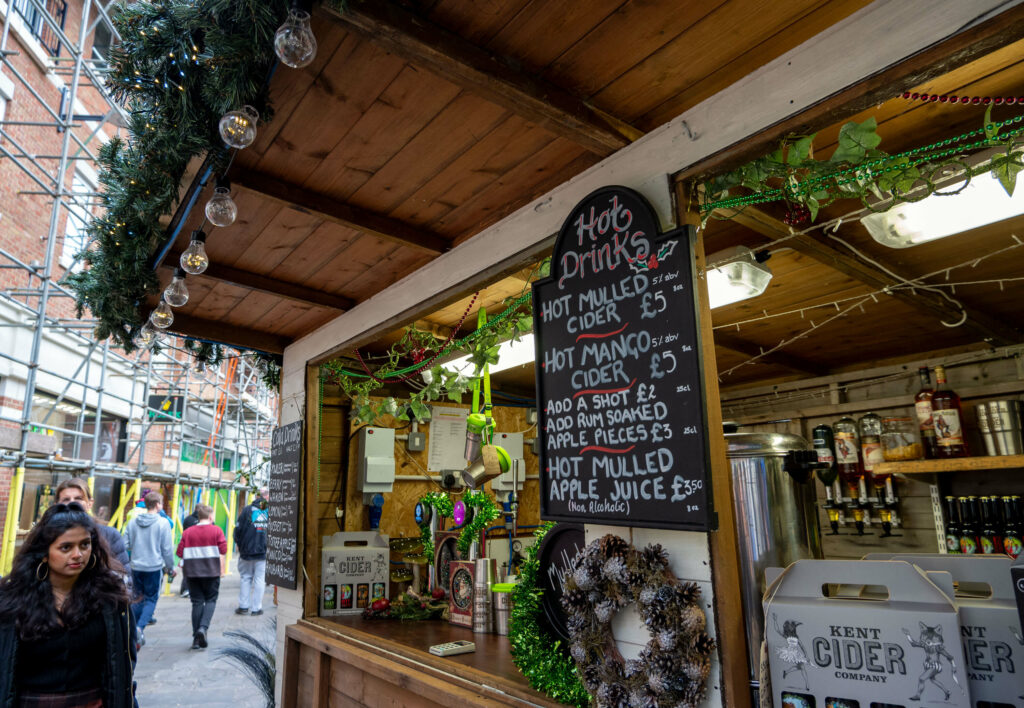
130;1;1024;706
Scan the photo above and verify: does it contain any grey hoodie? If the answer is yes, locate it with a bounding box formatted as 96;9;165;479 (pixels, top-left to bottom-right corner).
123;512;174;573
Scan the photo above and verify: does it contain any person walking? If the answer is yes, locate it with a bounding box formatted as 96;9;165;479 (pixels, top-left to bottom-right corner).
54;477;131;573
178;508;200;597
122;492;175;646
234;487;269;616
176;504;226;650
0;502;136;707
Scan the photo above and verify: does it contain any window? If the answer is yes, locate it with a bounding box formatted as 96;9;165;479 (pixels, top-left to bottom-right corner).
60;168;97;271
10;0;67;58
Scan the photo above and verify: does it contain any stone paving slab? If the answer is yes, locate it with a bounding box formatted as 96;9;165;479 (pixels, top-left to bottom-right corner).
133;560;276;708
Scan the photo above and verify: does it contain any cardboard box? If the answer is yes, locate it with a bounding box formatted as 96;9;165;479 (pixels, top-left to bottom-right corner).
320;531;389;616
865;554;1022;707
764;560;972;708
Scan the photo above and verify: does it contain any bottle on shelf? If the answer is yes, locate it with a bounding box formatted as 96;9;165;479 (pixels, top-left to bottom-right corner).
914;366;939;459
978;496;1003;554
1002;495;1022;559
812;424;839;501
833;416;863;503
858;412;883;496
943;495;961;554
931;365;968;458
958;496;981;554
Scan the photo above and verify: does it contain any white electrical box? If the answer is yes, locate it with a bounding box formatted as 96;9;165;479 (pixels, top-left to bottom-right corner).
491;431;525;492
357;426;395;499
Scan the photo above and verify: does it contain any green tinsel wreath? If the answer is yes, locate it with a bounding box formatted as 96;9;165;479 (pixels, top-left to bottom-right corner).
417;491;453;560
509;524;590;708
456;489;499;557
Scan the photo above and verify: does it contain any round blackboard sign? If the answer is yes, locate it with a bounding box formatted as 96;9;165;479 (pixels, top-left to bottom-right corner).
537;523;585;642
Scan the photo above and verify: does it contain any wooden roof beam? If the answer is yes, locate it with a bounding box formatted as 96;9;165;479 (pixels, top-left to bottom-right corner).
320;1;642;157
167;313;290;355
162;252;355;311
720;206;1023;346
713;331;829;376
232;171;448;255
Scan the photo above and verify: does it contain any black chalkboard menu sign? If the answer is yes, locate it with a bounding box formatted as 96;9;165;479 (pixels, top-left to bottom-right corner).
266;420;302;589
532;186;713;531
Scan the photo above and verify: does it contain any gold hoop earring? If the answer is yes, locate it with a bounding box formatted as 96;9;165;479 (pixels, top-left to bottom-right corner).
36;560;49;581
88;554;97;570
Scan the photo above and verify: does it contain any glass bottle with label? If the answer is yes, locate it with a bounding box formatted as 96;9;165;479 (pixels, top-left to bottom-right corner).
978;496;1003;554
1003;495;1023;559
833;416;863;502
858;412;883;495
914;366;938;459
931;365;968;457
812;424;838;494
943;496;961;554
958;496;980;554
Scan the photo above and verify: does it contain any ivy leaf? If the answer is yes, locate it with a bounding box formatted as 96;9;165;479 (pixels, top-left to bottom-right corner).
875;158;921;195
408;397;432;423
354;402;376;425
445;373;470;402
514;314;533;334
830;118;881;164
806;195;820;222
470;344;500;373
537;258;551;278
991;152;1023;196
787;135;815;166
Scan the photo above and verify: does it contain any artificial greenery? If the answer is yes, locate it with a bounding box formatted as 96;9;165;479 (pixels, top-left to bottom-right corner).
417;491;454;560
456;489;500;557
69;0;290;349
508;524;590;708
701;109;1024;223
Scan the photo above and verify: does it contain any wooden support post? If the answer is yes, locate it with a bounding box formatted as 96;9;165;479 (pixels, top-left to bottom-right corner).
303;364;323;617
282;636;301;708
678;182;751;708
312;652;332;707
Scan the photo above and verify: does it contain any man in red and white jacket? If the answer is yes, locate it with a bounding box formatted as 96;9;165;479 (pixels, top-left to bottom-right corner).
175;504;227;650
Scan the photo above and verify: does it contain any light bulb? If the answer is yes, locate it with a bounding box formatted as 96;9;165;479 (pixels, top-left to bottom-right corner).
180;230;209;274
205;186;237;227
150;300;174;329
193;359;207;375
218;105;259;149
163;268;189;307
274;9;317;68
132;324;155;349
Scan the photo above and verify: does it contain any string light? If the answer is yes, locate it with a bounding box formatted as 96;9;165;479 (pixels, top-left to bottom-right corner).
218;105;259;149
204;177;237;227
274;8;317;68
163;267;189;307
180;229;209;274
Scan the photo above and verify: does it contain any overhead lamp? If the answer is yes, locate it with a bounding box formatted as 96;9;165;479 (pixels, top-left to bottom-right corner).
705;246;773;309
442;333;536;376
861;172;1024;248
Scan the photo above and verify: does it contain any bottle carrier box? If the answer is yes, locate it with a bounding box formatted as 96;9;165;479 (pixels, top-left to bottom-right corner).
764;560;972;708
864;554;1022;708
320;531;389;616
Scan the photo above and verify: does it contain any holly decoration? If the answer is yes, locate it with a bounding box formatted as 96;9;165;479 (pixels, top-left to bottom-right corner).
417;492;453;561
456;490;500;557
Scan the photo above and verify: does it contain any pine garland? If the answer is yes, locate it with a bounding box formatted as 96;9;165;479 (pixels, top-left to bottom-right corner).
70;0;290;349
456;489;499;557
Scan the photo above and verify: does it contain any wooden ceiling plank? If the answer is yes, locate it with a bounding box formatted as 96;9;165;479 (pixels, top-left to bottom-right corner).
713;331;829;376
721;206;1022;345
233;170;448;255
162;252;354;311
319;2;641;156
169;313;289;355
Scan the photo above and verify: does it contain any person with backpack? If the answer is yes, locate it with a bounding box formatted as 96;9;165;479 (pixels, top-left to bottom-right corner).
233;487;269;616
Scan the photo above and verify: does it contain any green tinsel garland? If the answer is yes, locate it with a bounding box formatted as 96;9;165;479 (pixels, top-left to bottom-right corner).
509;524;590;708
417;492;453;561
69;0;290;348
456;489;500;557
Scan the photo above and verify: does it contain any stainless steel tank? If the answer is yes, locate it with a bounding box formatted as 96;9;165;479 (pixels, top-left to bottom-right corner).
726;432;823;694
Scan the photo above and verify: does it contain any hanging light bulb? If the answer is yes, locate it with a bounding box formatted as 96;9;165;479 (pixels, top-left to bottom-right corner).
193;359;207;376
150;300;174;329
180;229;209;274
204;181;237;227
132;323;155;349
218;105;259;149
274;8;317;68
163;267;189;307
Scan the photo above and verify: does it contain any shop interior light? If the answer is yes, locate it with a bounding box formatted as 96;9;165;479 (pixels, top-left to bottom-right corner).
861;173;1024;248
705;246;773;309
442;333;536;376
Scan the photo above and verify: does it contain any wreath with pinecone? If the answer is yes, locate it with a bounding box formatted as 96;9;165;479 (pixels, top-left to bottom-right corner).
561;535;715;708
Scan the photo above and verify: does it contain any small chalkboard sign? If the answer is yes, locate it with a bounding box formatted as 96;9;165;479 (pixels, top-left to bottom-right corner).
532;186;713;531
537;523;585;642
267;420;302;589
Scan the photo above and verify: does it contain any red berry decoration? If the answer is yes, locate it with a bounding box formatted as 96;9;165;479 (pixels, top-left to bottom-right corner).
647;255;659;269
782;203;811;226
372;598;391;612
431;587;446;600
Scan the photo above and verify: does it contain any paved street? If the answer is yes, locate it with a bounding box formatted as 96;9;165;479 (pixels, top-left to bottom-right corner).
133;561;276;708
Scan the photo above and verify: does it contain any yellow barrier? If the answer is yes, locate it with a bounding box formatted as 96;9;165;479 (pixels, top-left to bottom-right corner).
225;490;237;576
0;467;26;576
109;478;140;532
163;483;181;596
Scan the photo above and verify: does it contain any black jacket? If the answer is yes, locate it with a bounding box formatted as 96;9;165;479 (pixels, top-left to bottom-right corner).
234;500;268;560
0;602;135;708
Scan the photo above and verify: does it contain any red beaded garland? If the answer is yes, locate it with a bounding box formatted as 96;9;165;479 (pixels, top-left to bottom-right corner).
903;90;1022;106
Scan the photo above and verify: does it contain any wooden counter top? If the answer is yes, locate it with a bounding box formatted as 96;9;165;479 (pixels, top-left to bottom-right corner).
288;615;565;708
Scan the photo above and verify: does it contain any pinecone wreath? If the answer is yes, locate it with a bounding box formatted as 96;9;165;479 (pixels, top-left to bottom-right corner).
561;535;715;708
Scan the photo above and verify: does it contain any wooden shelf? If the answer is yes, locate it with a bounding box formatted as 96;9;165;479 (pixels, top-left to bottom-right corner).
874;454;1024;475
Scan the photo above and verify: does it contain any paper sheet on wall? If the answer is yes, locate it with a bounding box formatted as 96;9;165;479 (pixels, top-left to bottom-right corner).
427;406;469;472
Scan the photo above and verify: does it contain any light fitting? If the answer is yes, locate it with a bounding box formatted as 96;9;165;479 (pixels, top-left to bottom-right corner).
705;246;773;308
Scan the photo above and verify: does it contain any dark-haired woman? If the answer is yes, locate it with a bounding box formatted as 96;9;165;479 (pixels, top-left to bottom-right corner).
0;502;136;707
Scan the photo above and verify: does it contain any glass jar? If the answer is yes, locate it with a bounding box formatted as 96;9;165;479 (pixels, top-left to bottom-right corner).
881;417;923;461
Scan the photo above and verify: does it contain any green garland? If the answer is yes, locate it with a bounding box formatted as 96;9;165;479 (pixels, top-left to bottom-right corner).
509;524;590;708
417;492;453;560
456;489;500;557
69;0;290;349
